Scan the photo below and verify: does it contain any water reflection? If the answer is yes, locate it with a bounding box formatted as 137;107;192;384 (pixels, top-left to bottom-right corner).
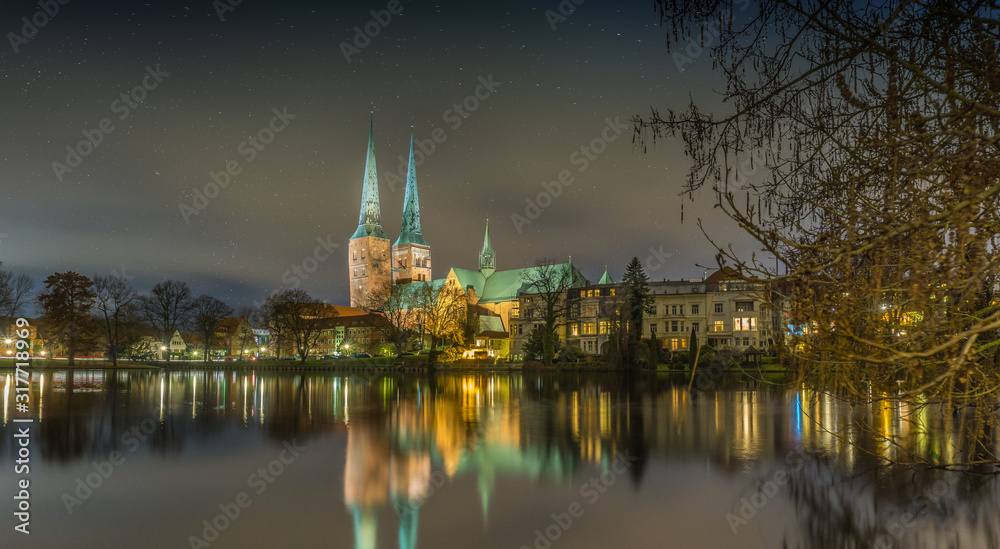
0;368;997;548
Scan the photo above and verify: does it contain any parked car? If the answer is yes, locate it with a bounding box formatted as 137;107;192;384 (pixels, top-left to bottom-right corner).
351;352;371;359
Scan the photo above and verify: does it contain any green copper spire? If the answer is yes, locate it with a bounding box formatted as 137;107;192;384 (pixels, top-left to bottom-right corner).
352;116;388;240
479;219;495;277
394;134;428;247
598;265;614;285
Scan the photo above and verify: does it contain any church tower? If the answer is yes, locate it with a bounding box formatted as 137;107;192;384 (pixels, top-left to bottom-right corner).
349;118;391;308
479;220;496;278
392;135;432;284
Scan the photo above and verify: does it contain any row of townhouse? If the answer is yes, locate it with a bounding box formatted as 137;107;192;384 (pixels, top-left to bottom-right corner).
508;269;775;361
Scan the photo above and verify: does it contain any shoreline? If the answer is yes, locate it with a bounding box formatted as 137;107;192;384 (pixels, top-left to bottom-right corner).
0;357;792;374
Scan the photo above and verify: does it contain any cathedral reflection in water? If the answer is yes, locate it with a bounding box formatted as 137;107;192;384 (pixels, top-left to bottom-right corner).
2;369;997;548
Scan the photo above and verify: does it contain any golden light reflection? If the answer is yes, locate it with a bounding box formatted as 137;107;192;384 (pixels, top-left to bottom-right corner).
38;373;44;423
192;375;198;420
3;374;9;426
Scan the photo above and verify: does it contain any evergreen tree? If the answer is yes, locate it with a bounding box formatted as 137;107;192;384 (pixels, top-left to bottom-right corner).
621;257;653;368
38;272;97;366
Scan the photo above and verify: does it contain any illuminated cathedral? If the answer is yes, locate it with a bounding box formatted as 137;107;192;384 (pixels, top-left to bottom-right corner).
348;119;587;337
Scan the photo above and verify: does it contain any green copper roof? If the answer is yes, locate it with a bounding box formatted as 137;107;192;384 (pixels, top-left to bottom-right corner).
352;117;388;240
453;262;588;304
478;315;506;334
394;135;428;247
598;266;614;285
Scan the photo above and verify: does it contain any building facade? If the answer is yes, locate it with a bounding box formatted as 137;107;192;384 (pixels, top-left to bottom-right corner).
350;121;433;307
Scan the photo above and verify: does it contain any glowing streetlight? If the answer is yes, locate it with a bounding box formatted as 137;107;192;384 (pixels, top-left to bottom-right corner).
161;346;167;351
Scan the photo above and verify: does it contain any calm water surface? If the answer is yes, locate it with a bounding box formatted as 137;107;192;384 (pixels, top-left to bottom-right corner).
1;368;998;549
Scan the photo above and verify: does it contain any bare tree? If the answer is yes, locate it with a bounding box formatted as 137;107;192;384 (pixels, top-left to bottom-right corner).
0;263;34;323
190;295;233;363
262;289;329;363
92;273;137;366
521;259;585;365
635;0;1000;464
141;280;194;362
414;282;466;364
365;278;416;356
235;306;259;358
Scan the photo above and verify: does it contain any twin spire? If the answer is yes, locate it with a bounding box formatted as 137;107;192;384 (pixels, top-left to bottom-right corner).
352;118;425;245
395;134;427;247
352;117;389;239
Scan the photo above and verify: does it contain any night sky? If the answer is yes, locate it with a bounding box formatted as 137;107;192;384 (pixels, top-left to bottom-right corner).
1;0;754;308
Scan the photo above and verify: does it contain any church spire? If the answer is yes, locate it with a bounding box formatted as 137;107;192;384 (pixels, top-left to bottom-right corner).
598;265;614;285
479;219;496;277
394;134;428;247
352;116;388;240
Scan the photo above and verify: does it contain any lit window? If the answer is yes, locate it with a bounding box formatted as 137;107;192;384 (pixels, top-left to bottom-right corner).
734;317;757;331
713;321;725;332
